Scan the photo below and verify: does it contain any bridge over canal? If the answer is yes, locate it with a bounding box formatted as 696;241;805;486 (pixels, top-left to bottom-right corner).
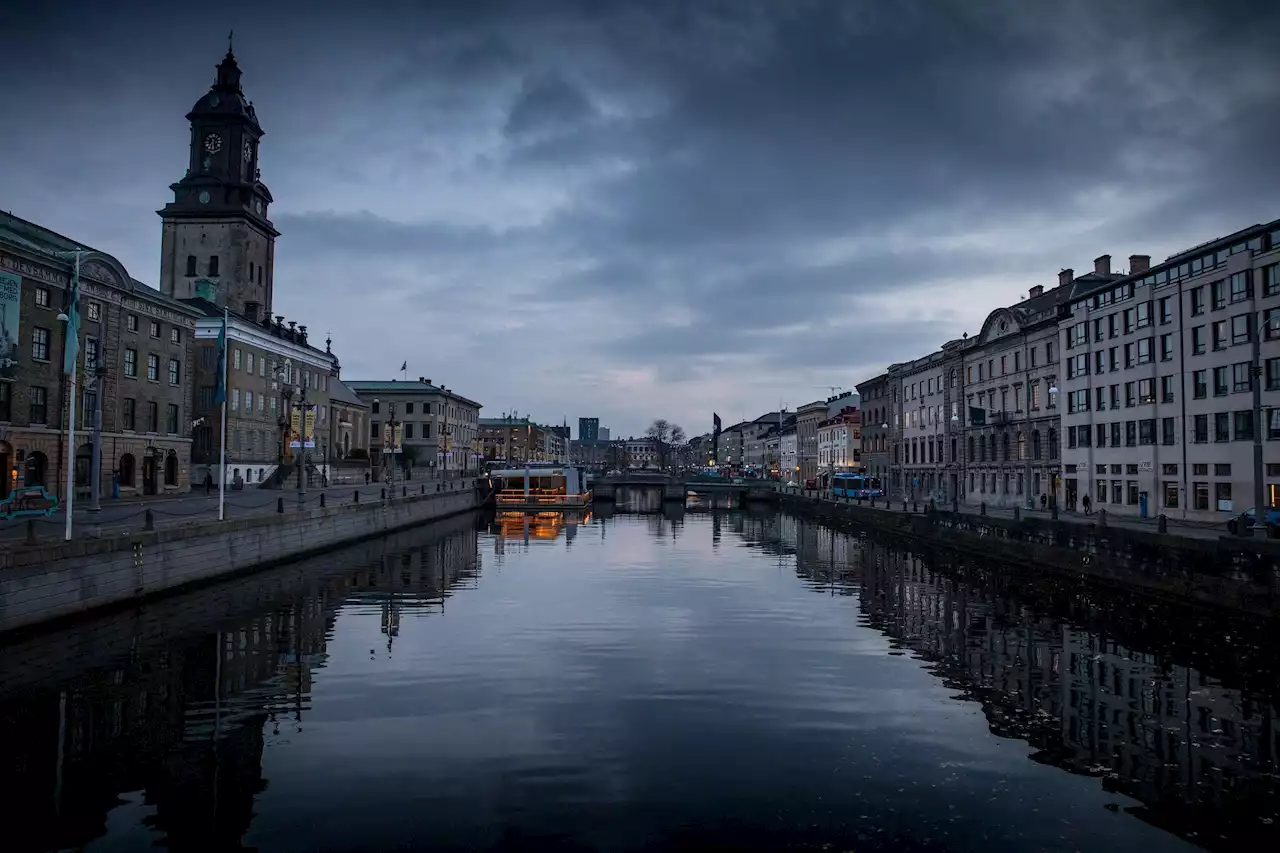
593;473;777;506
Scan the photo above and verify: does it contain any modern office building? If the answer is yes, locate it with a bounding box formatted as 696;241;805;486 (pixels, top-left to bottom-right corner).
578;417;599;442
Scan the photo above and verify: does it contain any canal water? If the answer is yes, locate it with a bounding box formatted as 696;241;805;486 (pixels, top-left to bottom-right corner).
1;505;1276;852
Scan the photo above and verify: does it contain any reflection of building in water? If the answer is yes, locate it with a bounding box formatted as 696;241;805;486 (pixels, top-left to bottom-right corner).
855;537;1279;845
490;511;594;548
0;523;481;852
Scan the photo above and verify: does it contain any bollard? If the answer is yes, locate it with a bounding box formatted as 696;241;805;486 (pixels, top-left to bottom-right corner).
980;502;987;516
1013;506;1020;522
381;487;386;500
421;485;425;495
277;497;284;513
354;490;359;503
902;500;908;512
144;509;155;531
320;493;326;508
1157;513;1167;533
403;486;407;498
928;498;936;514
25;520;38;545
1097;508;1106;527
1051;503;1059;521
870;496;876;508
913;500;918;513
952;497;959;514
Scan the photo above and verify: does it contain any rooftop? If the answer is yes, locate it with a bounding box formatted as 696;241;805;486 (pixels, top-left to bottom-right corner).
347;378;482;410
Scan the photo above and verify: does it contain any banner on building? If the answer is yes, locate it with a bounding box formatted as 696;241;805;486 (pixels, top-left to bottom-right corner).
382;422;403;454
0;271;20;381
289;407;317;448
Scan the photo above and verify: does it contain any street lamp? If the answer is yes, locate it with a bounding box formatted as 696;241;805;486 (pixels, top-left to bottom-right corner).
374;398;399;486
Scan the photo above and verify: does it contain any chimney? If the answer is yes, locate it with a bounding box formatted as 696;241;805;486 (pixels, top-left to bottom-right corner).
426;378;432;386
1094;254;1111;276
1058;268;1074;287
298;324;307;346
1129;254;1151;274
1029;285;1044;299
419;376;425;383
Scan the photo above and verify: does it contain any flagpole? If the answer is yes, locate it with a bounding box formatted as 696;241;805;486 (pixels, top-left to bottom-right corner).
62;253;82;542
218;308;228;521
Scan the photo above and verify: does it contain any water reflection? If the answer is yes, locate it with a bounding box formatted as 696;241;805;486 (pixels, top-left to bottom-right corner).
0;509;1275;852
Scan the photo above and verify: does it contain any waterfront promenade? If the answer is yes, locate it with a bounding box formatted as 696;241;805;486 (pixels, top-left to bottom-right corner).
0;477;471;546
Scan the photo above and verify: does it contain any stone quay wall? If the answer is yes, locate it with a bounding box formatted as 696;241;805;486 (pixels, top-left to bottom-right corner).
777;491;1280;616
0;479;480;635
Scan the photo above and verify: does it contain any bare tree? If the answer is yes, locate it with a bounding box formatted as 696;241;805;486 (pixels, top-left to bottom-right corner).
646;419;686;471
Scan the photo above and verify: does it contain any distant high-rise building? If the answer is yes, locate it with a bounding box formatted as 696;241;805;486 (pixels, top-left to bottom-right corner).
578;417;600;441
599;427;610;441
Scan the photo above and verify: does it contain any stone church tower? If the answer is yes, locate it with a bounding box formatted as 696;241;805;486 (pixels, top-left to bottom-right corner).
157;45;278;321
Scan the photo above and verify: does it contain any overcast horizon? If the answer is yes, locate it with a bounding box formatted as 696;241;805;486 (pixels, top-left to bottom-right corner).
3;0;1278;438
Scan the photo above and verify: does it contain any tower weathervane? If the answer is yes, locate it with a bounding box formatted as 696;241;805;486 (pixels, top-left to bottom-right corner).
227;29;234;53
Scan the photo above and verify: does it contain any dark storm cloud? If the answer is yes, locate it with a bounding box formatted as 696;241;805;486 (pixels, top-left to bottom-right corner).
2;0;1278;435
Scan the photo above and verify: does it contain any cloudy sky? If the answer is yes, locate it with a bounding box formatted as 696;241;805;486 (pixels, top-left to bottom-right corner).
3;0;1278;437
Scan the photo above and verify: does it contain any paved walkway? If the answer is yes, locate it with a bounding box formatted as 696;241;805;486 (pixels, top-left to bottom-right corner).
0;477;473;545
778;488;1228;542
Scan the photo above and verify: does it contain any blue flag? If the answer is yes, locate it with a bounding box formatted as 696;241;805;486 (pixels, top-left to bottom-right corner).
213;311;228;405
62;256;81;376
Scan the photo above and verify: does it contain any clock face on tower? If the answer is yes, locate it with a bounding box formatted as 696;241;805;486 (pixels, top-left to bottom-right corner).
243;140;253;162
204;133;223;154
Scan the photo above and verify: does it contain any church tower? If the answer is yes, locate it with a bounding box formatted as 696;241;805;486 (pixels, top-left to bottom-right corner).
158;42;278;320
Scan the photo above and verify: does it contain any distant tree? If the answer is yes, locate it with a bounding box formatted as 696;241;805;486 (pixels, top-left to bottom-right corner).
646;419;686;471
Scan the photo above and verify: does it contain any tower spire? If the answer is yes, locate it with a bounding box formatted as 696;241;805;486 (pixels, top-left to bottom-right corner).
227;29;234;55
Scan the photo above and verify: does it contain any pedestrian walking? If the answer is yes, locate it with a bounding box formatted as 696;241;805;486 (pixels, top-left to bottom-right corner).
1039;493;1047;510
1082;494;1092;515
365;470;370;485
204;471;213;495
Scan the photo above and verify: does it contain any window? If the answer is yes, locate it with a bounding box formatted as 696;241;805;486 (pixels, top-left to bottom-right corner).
29;386;48;423
1136;337;1153;364
1160;333;1174;361
245;390;254;415
1190;287;1205;315
87;301;100;321
127;314;138;332
147;401;158;432
1265;308;1280;340
1268;409;1280;440
168;358;180;385
1161;417;1175;445
405;402;415;414
1068;354;1088;378
1095;423;1107;447
1229;270;1251;303
1094;350;1106;374
208;255;220;276
1193;369;1207;398
1269;358;1280;391
1193;414;1208;442
149;320;160;338
1193;482;1209;511
1232;362;1251;393
0;383;8;421
1095;386;1106;411
1159;297;1172;324
404;423;415;439
1135;301;1151;328
122;398;136;430
1211;279;1226;310
124;348;137;378
247;352;254;374
1125;421;1137;447
1264;263;1280;297
170;327;181;344
371;420;380;439
1139;419;1156;445
35;287;50;308
1161;375;1175;403
1214;411;1231;442
1192;326;1206;354
1231;314;1251;345
233;349;241;370
1215;482;1232;510
231;388;240;412
1138;378;1155;404
31;327;50;361
146;353;159;381
1234;411;1254;440
1125;382;1136;407
166;404;179;435
1214;366;1230;395
185;255;197;276
1212;320;1228;349
85;338;99;370
1068;389;1089;414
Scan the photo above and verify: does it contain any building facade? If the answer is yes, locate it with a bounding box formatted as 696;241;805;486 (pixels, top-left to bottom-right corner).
578;417;599;442
349;379;481;476
1059;224;1280;520
1;217;199;498
795;400;827;483
327;378;369;461
889;347;960;502
780;428;798;480
856;373;891;490
480;416;548;465
817;407;861;484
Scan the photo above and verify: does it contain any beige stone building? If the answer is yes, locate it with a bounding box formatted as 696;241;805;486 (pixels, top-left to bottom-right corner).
796;400;827;483
1;214;199;500
350;379;482;477
1059;222;1280;520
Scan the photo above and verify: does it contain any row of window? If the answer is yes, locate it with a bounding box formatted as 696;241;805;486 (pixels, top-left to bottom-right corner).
3;384;179;433
369;399;477;422
182;254;266;287
32;289;185;341
1086;234;1278;312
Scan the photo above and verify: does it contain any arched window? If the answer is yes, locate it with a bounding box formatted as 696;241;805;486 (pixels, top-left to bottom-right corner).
185;255;197;277
1016;431;1026;461
164;451;178;486
25;451;48;486
1047;429;1058;459
967;435;975;462
950;368;958;388
1002;432;1010;462
119;453;136;487
1031;430;1041;459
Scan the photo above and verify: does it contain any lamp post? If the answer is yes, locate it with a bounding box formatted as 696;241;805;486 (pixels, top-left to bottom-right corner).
295;385;309;506
375;399;398;486
87;363;106;513
1047;383;1059;507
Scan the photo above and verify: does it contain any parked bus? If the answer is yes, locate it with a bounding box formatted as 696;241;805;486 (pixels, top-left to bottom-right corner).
831;472;884;499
